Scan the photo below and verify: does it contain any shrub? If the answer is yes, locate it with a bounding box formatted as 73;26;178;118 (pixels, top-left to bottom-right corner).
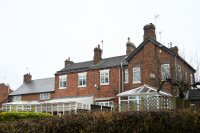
0;112;52;122
0;110;200;133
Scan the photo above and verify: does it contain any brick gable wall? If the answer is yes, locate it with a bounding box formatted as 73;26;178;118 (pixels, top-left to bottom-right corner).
126;41;195;95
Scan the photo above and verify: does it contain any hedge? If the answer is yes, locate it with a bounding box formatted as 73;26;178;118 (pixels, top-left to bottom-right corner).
0;110;200;133
0;112;52;122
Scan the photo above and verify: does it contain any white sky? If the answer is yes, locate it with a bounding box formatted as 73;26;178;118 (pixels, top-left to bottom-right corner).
0;0;200;90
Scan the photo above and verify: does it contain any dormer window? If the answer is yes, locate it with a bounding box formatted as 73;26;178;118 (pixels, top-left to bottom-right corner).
59;75;67;89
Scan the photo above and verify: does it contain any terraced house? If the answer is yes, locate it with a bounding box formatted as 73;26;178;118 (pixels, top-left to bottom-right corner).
55;23;195;106
3;23;196;113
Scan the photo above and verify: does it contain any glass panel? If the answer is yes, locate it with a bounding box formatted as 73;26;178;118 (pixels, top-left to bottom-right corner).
139;87;149;93
149;89;156;93
120;97;128;100
139;95;147;99
129;96;136;99
133;67;141;82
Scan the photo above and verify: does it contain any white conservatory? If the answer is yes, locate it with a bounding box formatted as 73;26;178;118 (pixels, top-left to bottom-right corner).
117;84;174;111
2;96;94;115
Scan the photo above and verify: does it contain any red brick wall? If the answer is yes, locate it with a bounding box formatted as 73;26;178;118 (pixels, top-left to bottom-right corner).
0;84;12;107
10;92;55;102
126;41;194;94
55;67;121;99
54;41;195;102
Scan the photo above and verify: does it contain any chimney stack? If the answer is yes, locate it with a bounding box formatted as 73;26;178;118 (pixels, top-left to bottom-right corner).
143;23;156;41
23;73;32;83
126;37;136;56
93;45;102;64
65;57;74;68
170;46;179;55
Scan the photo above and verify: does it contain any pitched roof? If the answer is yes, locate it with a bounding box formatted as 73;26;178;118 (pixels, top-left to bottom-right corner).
9;77;55;96
57;55;128;74
188;89;200;100
126;37;196;72
117;84;172;97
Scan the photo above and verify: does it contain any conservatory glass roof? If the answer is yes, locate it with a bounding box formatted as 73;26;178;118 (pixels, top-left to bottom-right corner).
117;84;172;97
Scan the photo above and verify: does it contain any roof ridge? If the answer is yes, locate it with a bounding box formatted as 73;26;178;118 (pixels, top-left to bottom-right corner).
24;77;54;82
71;55;126;65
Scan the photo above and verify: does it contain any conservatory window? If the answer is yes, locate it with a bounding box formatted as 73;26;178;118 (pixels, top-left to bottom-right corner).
96;101;113;107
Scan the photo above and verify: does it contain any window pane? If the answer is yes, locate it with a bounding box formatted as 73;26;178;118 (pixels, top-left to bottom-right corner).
63;80;66;87
161;64;170;80
78;74;87;86
133;67;141;82
125;69;128;83
100;70;109;85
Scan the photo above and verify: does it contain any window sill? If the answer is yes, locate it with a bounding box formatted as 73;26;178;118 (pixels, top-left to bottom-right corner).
132;81;141;84
59;87;66;89
124;82;129;84
40;99;50;100
78;85;86;88
100;83;109;86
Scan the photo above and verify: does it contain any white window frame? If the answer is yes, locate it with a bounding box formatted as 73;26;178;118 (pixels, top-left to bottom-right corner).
40;93;50;100
16;105;23;112
161;64;170;80
59;75;67;89
100;69;110;85
78;72;87;87
95;101;113;107
133;67;141;84
13;95;21;102
124;69;129;83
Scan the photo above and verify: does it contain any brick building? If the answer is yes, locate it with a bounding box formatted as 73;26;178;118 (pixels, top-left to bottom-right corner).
9;73;55;102
6;23;196;108
0;83;12;107
55;23;195;106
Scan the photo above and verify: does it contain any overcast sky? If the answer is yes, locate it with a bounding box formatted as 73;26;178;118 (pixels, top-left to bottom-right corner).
0;0;200;90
